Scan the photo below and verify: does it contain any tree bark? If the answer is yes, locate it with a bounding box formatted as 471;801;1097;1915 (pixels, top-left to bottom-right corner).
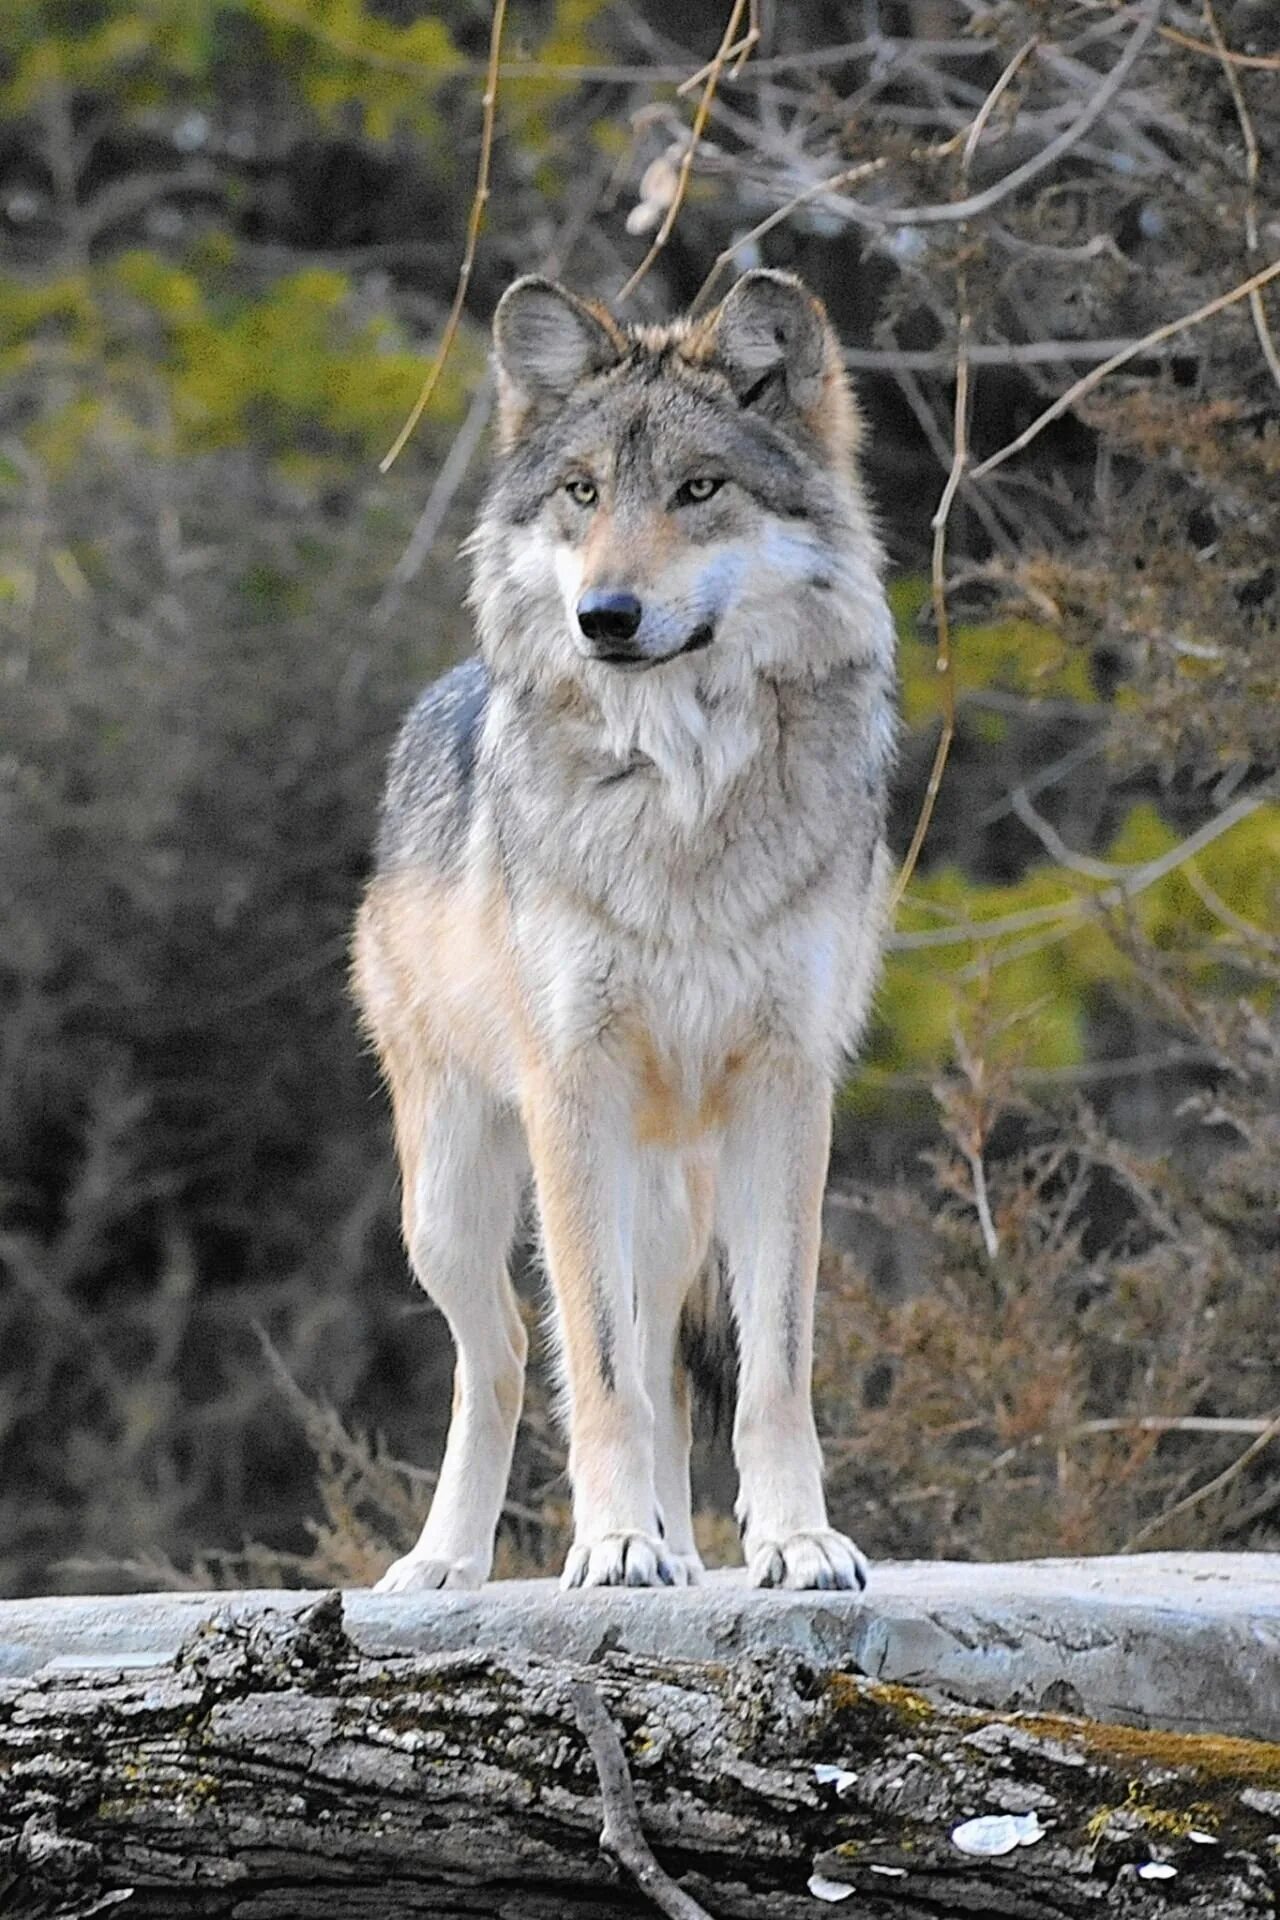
3;1590;1279;1918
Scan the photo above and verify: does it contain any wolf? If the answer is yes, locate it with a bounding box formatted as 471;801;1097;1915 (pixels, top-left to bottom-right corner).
353;269;896;1592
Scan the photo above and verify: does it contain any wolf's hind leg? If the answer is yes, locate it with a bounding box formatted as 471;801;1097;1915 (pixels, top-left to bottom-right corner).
376;1063;528;1593
634;1157;715;1585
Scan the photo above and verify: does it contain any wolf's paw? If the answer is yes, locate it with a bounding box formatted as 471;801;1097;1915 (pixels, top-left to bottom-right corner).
374;1551;486;1594
560;1530;680;1589
746;1528;869;1592
668;1550;705;1587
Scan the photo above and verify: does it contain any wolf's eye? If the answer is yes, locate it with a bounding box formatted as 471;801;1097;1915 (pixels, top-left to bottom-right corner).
675;476;723;506
565;477;598;508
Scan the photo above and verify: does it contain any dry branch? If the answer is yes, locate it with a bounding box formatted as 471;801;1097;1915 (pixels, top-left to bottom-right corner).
617;0;756;305
815;0;1166;234
969;256;1280;479
569;1679;713;1920
379;0;507;471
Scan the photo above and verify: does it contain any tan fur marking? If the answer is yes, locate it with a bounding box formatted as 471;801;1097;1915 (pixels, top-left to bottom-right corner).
547;676;595;721
623;1026;757;1148
630;1027;682;1148
579;507;679;595
354;868;528;1099
698;1041;753;1135
522;1078;647;1512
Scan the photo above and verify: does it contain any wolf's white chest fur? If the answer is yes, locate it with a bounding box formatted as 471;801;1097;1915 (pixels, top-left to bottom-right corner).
593;659;762;827
500;666;875;1096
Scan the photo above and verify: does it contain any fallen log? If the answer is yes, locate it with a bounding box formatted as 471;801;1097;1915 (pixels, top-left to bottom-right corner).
2;1560;1279;1917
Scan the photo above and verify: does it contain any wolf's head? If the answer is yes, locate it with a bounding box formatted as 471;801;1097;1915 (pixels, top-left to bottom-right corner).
469;271;885;692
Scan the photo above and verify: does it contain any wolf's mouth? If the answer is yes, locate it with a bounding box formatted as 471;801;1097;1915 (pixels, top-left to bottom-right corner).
592;622;716;670
678;622;715;656
591;648;650;668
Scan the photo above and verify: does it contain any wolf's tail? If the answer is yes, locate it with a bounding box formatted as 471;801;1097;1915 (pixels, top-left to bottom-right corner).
678;1242;738;1439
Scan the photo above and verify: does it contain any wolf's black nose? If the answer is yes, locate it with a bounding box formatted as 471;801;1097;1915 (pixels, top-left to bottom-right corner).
577;590;643;646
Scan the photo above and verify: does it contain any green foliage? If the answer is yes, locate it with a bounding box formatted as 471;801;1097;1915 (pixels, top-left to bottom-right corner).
2;2;214;113
110;252;473;457
891;578;1097;728
251;0;461;143
0;248;478;476
870;801;1279;1081
3;0;464;140
858;585;1279;1086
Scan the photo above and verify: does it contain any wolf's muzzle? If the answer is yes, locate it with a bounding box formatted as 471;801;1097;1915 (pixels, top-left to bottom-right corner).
578;589;716;669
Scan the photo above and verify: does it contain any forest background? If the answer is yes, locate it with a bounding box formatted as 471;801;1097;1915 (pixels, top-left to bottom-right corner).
2;0;1277;1598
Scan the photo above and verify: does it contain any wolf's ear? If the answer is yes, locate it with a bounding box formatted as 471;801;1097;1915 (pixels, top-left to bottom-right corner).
493;278;622;443
698;269;836;429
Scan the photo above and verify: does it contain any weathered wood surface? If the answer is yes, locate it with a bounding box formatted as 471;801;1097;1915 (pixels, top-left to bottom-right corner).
4;1587;1280;1918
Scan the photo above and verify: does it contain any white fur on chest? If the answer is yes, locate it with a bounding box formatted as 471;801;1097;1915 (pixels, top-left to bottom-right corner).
517;882;847;1088
594;664;761;829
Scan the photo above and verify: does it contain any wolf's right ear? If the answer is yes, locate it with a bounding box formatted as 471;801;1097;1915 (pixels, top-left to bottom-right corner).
704;272;827;407
693;270;856;458
493;278;622;445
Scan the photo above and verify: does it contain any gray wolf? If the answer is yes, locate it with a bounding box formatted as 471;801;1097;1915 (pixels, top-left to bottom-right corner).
353;269;896;1591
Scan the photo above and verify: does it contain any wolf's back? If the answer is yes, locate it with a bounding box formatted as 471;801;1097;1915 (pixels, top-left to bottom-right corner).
375;657;489;874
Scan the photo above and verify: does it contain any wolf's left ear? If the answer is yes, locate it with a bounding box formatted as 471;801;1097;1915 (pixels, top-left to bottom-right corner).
493;277;622;443
697;270;839;433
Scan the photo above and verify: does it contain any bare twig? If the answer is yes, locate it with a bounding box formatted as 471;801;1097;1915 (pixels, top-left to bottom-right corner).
379;0;507;472
731;0;761;80
372;382;492;625
1183;861;1280;952
844;337;1167;372
976;739;1106;828
617;0;755;304
890;782;1274;953
695;15;1151;316
822;0;1164;233
890;36;1038;913
78;165;225;241
1200;0;1280;392
695;155;890;307
1159;20;1280;70
568;1680;714;1920
971;256;1280;479
1124;1408;1280;1550
1010;788;1124;879
965;1145;1001;1260
1075;1415;1280;1438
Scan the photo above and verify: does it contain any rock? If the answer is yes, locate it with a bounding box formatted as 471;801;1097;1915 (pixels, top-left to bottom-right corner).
3;1552;1278;1737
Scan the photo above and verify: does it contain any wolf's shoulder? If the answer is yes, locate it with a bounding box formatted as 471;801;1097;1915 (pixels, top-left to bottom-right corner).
374;656;489;872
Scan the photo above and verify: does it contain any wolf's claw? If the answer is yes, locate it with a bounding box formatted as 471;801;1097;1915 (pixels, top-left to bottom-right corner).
746;1528;869;1592
560;1530;680;1589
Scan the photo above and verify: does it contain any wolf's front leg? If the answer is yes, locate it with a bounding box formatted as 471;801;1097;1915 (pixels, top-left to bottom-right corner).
719;1064;868;1592
375;1083;528;1595
525;1073;674;1588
